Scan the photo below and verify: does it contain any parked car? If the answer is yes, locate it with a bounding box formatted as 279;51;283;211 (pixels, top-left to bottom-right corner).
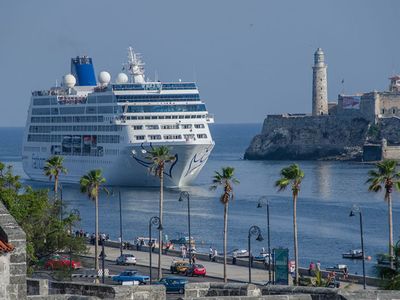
170;260;190;274
156;277;188;294
112;270;150;285
116;254;137;265
44;254;81;270
185;264;206;277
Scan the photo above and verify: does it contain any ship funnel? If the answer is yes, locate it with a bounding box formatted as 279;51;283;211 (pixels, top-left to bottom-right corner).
71;56;97;86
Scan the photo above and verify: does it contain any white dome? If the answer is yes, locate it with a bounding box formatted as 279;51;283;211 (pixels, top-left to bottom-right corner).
116;72;129;84
98;71;111;85
63;74;76;88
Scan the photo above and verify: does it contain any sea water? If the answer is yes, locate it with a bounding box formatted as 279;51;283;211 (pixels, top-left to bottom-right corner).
1;124;397;276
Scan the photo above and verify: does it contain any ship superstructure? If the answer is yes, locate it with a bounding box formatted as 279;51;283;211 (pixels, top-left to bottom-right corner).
22;47;214;186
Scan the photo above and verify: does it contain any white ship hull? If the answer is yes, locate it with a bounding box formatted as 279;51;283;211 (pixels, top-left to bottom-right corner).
22;142;214;187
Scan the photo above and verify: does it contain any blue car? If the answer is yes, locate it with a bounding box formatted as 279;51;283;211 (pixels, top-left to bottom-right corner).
156;277;188;294
112;270;150;285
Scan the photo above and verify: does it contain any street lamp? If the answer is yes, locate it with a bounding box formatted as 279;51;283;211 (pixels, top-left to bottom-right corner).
69;208;80;280
118;190;123;257
59;183;63;222
349;205;366;289
149;216;163;284
257;196;272;284
248;225;264;283
179;191;192;263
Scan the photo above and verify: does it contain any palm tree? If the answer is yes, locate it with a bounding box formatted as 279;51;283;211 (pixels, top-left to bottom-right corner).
367;159;400;268
44;156;67;197
275;163;304;286
146;146;176;280
210;166;239;282
80;169;108;272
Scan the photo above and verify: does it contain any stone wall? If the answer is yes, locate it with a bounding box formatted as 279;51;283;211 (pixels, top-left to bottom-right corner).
185;283;400;300
245;115;369;160
27;278;165;300
0;201;27;300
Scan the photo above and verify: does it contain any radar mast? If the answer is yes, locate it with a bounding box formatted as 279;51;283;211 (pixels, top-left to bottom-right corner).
124;46;146;84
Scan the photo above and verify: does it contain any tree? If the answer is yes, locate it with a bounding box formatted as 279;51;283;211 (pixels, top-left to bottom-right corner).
210;166;239;282
79;169;108;272
44;156;67;197
0;163;86;274
146;146;176;280
275;164;304;286
367;159;400;268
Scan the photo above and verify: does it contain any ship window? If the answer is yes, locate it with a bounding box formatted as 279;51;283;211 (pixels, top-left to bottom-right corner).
32;108;51;115
148;135;162;140
194;124;205;129
133;125;143;130
197;134;207;139
164;134;182;140
86;107;97;114
135;135;145;140
33;98;50;106
98;106;114;114
97;96;114;103
145;125;159;130
161;124;179;129
126;104;207;113
60;107;85;114
181;124;192;129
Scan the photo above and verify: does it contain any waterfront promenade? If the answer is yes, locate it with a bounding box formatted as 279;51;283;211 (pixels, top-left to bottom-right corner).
87;243;272;284
85;242;373;290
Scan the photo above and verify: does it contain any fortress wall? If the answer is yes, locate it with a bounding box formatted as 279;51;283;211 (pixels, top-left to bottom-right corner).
246;115;370;160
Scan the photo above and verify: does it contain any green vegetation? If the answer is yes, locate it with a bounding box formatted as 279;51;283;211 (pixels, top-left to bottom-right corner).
275;163;305;286
80;169;108;272
367;159;400;268
376;241;400;289
0;162;86;274
44;155;67;196
146;146;176;280
210;166;239;282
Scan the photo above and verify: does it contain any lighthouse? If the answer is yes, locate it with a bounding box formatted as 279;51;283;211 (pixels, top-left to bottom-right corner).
312;48;328;116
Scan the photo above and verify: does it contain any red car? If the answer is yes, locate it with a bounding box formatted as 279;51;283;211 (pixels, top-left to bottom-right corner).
44;254;82;270
185;264;206;277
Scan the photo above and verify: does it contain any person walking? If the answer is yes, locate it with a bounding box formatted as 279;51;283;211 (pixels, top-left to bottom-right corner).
316;261;321;272
209;246;213;261
192;254;196;264
182;245;187;260
232;250;237;265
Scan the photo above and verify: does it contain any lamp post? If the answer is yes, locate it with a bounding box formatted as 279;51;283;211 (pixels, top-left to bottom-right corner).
59;184;63;222
349;205;366;289
69;209;80;280
119;190;123;257
149;216;162;284
248;225;264;283
179;191;192;263
257;196;272;284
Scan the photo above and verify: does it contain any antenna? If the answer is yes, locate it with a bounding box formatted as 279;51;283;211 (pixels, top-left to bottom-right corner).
124;46;146;83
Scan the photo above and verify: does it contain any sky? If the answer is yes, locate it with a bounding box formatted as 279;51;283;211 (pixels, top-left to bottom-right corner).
0;0;399;126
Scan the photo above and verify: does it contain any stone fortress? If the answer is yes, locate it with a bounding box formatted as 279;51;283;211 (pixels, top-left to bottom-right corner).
245;48;400;161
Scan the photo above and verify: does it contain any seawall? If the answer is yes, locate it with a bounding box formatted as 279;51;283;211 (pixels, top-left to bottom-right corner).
244;115;370;160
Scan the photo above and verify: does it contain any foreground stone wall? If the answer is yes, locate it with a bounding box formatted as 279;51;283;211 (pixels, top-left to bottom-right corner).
27;278;165;300
0;201;27;300
185;283;400;300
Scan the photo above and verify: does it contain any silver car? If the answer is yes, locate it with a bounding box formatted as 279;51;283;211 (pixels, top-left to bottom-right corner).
116;254;137;265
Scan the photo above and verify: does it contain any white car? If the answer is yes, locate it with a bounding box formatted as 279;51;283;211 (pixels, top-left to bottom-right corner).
116;254;137;265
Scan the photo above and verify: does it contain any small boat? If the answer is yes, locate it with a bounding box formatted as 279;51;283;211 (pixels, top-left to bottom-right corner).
342;249;363;259
231;249;249;258
326;264;348;274
254;252;271;262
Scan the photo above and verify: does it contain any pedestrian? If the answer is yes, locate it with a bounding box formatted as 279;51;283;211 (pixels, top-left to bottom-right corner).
212;248;218;262
79;229;84;237
316;261;321;272
308;261;315;276
209;246;213;261
182;246;187;260
261;247;266;253
192;254;196;264
232;250;237;265
118;236;122;244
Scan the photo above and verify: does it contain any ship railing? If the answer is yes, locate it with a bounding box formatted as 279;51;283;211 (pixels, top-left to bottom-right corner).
57;96;88;105
32;89;68;96
206;114;214;123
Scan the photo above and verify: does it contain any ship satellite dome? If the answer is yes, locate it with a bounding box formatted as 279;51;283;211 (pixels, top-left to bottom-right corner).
98;71;111;85
63;74;76;88
116;72;129;84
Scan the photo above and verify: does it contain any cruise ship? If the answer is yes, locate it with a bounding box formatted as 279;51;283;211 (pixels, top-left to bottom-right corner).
22;47;215;187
